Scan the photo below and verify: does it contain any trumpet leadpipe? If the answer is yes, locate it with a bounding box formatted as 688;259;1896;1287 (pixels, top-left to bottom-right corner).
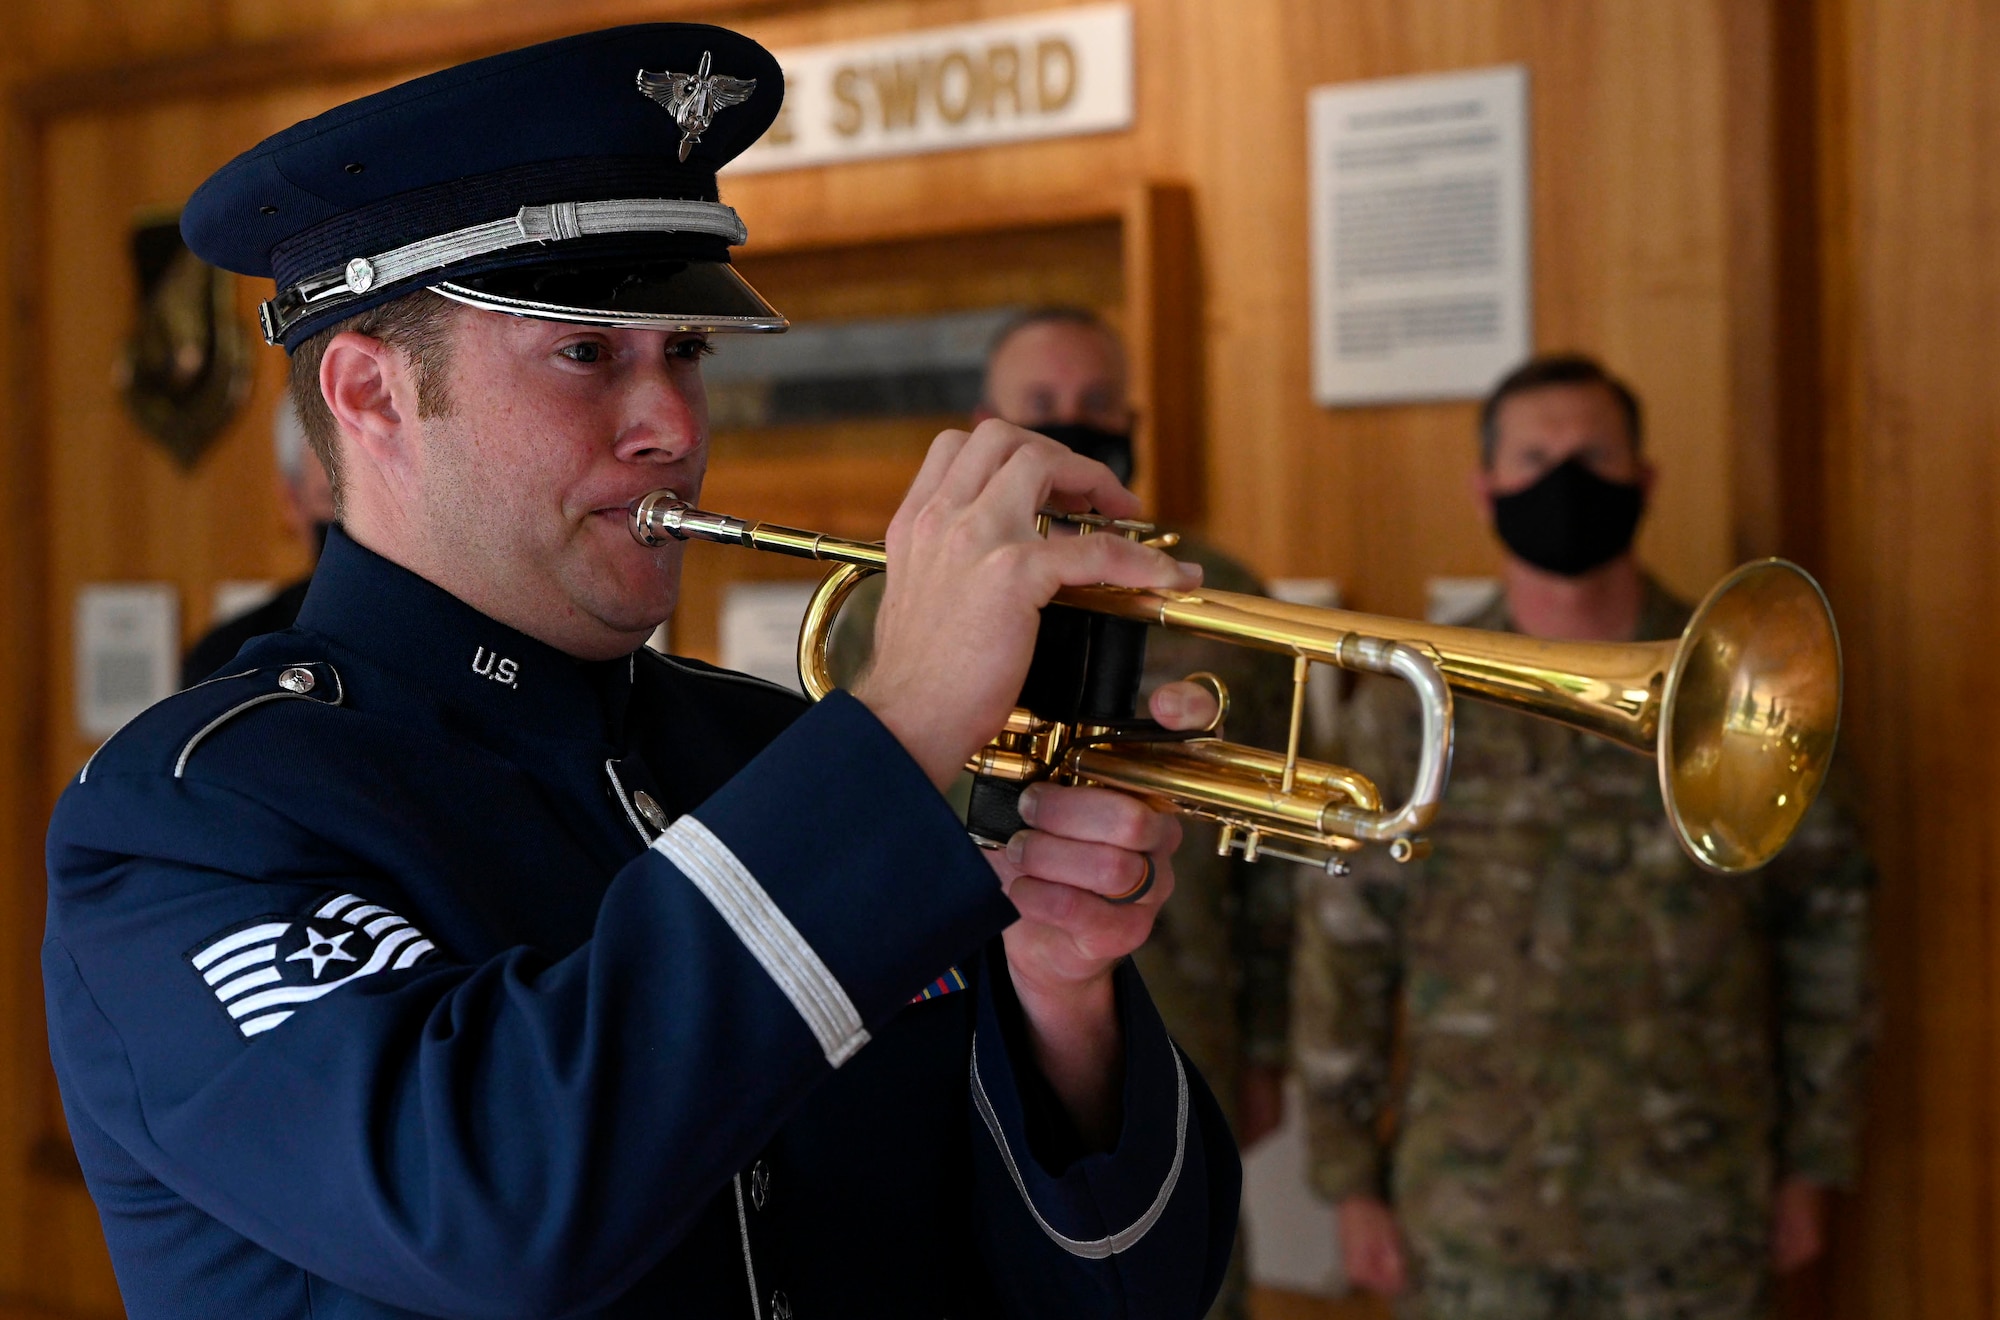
631;490;887;568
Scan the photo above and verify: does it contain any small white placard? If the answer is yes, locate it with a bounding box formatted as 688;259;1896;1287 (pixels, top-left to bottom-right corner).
1426;575;1502;624
1310;65;1531;405
1243;1074;1345;1296
212;579;279;627
720;581;820;693
76;584;179;738
731;3;1133;174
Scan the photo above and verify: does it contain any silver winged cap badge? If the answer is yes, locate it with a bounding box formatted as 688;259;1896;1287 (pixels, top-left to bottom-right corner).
636;51;759;162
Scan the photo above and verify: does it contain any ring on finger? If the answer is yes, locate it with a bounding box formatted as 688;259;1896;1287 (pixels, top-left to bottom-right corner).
1104;855;1157;906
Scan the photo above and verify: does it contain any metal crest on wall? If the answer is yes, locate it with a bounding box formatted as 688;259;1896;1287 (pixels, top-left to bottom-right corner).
117;212;252;469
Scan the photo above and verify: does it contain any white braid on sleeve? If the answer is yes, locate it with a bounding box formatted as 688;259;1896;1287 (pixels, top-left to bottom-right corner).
654;816;869;1066
969;1033;1189;1257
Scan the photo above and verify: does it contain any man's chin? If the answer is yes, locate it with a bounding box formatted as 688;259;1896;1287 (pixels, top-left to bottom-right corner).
572;577;679;643
581;587;675;641
546;535;678;645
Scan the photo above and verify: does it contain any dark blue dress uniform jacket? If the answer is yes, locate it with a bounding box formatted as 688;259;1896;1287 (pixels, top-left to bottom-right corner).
43;529;1238;1319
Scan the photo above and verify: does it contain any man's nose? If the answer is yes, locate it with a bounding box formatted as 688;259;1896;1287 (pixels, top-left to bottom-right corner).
614;370;705;464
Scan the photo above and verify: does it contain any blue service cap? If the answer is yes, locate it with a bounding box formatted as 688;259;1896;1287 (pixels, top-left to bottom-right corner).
183;24;789;351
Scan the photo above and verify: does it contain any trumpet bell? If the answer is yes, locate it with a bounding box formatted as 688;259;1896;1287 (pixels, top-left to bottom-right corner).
1662;560;1842;874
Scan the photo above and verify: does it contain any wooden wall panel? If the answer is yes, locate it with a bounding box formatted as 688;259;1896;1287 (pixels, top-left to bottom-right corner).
716;0;1752;618
9;0;1763;607
38;80;386;791
0;72;51;1320
0;76;393;1319
1816;0;2000;1316
6;1;1976;1317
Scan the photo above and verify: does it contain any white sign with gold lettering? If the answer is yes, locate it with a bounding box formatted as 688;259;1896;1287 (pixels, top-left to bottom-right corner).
729;4;1134;174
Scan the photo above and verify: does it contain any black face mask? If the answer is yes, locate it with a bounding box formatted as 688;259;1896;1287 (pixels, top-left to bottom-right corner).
1491;458;1644;577
1033;422;1134;485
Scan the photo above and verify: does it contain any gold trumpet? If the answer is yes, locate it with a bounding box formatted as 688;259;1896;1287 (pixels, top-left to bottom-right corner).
632;492;1842;876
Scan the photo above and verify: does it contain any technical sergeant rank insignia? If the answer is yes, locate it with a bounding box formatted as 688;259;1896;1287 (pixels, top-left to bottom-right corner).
187;893;438;1040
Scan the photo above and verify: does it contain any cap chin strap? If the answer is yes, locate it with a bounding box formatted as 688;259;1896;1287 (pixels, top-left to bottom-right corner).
260;197;748;345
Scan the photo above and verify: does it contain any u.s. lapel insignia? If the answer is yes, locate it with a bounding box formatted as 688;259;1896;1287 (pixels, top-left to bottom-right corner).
636;51;759;162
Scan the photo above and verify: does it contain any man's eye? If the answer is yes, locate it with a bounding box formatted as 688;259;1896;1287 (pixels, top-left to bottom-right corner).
669;337;715;362
558;342;605;364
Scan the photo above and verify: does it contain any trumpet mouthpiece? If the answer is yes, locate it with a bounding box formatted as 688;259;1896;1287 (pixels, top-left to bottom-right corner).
630;490;689;546
630;489;760;550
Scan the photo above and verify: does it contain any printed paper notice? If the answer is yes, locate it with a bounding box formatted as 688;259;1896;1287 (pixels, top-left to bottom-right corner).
720;581;820;694
1309;66;1530;406
76;583;178;739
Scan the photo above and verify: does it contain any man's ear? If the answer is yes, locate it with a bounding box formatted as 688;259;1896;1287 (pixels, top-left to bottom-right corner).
1636;456;1658;503
320;331;414;476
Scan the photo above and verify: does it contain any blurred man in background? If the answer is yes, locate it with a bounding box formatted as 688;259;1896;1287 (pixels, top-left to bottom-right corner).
180;397;335;686
1294;354;1875;1318
978;307;1295;1318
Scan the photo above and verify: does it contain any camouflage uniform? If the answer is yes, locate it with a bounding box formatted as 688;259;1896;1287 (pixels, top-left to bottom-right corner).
1293;577;1874;1320
1132;536;1295;1320
1130;536;1297;1132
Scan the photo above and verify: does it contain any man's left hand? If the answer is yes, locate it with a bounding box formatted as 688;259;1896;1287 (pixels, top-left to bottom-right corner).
985;680;1215;1148
1771;1175;1829;1273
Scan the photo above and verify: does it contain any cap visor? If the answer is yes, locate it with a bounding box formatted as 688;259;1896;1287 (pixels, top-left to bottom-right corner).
435;256;786;332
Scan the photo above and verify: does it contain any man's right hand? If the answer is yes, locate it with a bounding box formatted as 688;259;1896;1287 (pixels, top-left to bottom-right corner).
854;421;1201;790
1339;1195;1408;1296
